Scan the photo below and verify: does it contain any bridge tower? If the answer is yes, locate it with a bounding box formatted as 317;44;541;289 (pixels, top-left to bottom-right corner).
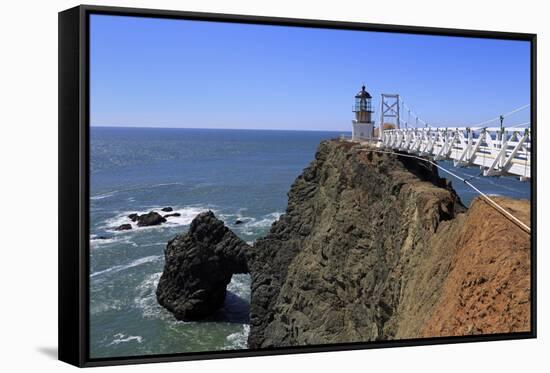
351;85;375;140
379;94;401;134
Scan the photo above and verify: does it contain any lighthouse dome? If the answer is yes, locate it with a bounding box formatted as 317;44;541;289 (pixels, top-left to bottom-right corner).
355;85;372;99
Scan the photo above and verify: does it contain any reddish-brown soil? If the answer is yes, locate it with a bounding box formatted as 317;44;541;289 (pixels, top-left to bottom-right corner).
422;196;531;337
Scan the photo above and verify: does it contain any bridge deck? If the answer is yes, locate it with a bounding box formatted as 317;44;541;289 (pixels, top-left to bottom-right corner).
362;127;531;180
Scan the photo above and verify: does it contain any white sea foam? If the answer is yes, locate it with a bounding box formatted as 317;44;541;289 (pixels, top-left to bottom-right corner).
134;272;163;319
90;234;138;249
225;324;250;350
227;274;251;300
139;242;169;247
149;182;187;188
90;182;204;205
90;255;161;278
162;206;213;227
91;183;186;202
90;192;116;200
101;205;214;233
235;211;283;236
90;299;123;315
247;212;282;228
133;272;193;327
108;333;143;346
90;236;119;246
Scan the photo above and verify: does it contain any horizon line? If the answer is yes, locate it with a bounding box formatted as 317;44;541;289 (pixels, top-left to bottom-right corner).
90;125;352;132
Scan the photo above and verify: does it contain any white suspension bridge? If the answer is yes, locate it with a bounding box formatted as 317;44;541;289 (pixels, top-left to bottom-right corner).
351;92;532;181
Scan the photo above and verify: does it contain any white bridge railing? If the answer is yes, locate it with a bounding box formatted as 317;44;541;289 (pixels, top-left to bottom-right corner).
379;127;531;180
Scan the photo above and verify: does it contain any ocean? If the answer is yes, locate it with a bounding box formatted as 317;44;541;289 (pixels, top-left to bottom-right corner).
89;127;530;358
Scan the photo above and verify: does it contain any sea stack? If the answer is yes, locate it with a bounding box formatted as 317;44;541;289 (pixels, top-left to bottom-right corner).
156;211;250;320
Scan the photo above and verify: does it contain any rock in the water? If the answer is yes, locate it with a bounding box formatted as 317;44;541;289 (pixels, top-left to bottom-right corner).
235;219;243;225
156;211;250;320
137;211;166;227
164;213;181;218
161;207;173;212
114;223;132;231
128;213;139;222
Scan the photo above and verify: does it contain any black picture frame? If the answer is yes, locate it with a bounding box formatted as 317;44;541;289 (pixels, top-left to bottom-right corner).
58;4;537;367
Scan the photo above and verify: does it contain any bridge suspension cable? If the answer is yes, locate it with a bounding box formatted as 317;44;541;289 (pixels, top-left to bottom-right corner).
395;99;530;130
470;104;530;129
508;121;531;128
400;99;429;128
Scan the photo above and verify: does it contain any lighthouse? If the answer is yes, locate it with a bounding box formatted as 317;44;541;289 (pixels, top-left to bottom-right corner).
352;85;374;140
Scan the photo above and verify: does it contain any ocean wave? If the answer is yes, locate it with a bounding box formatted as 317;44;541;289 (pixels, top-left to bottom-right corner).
90;183;193;205
224;324;250;350
90;299;124;315
139;242;169;247
101;205;214;233
90;192;116;200
162;206;214;227
227;274;251;300
134;272;164;319
247;212;282;228
148;182;187;188
133;272;194;327
108;333;143;346
230;211;283;236
90;234;138;249
90;255;161;278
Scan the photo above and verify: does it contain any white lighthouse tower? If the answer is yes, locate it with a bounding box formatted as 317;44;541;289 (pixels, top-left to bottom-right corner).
352;85;374;140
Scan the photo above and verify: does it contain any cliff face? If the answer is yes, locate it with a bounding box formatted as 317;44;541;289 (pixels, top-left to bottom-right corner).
420;197;531;337
156;139;531;348
248;140;466;347
247;140;529;347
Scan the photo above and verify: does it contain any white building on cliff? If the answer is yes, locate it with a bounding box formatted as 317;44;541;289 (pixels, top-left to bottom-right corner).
351;85;375;140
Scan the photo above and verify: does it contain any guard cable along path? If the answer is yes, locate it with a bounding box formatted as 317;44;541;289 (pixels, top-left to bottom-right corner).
356;147;531;234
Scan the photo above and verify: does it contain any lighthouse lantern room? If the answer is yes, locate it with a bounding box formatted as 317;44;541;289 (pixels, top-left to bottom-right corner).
352;85;374;140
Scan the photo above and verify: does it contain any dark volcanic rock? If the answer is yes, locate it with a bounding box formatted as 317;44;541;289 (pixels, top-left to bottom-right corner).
137;211;166;227
156;211;250;320
235;219;243;225
164;213;181;218
161;207;174;212
246;140;465;348
156;139;525;349
128;213;139;222
114;223;132;231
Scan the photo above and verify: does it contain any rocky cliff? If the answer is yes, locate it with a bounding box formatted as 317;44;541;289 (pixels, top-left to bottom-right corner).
156;139;531;348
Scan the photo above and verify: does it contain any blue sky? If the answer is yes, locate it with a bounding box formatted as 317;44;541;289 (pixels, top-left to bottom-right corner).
90;14;531;131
